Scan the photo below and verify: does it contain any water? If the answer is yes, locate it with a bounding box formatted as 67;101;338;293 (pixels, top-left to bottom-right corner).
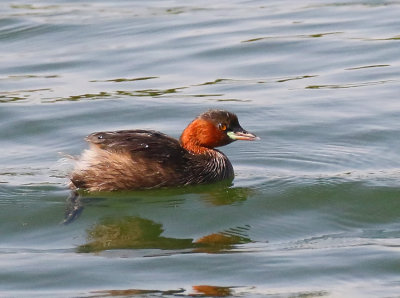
1;0;400;296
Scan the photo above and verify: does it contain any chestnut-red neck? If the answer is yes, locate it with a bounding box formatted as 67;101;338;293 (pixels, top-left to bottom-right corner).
180;118;222;154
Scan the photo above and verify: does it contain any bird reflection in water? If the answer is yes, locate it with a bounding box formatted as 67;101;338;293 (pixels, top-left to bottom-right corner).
92;285;235;297
77;216;251;254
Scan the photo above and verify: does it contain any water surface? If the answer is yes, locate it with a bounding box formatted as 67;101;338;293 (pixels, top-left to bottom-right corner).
1;0;400;297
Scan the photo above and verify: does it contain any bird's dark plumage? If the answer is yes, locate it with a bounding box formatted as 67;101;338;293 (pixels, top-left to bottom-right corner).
69;110;258;191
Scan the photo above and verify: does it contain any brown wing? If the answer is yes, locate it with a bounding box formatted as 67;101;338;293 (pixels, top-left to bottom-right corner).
86;130;186;163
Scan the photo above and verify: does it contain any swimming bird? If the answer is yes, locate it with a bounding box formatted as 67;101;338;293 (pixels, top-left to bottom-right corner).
69;109;259;191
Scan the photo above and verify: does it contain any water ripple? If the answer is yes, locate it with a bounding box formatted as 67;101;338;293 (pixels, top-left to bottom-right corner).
1;0;400;296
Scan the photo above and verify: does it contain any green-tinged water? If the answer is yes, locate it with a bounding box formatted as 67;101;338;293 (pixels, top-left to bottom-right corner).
1;0;400;297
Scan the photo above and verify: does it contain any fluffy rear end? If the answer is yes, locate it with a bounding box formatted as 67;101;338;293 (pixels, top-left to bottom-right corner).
70;147;171;191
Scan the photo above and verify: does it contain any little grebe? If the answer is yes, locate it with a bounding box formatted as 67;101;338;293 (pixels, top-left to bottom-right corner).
70;110;259;191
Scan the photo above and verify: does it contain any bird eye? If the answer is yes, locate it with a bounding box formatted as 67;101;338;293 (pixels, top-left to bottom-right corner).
219;123;227;131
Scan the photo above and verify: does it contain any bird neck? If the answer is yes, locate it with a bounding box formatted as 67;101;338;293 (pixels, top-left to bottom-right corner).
180;118;220;155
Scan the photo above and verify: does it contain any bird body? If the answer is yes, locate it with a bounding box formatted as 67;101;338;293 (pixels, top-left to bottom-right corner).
70;110;258;191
